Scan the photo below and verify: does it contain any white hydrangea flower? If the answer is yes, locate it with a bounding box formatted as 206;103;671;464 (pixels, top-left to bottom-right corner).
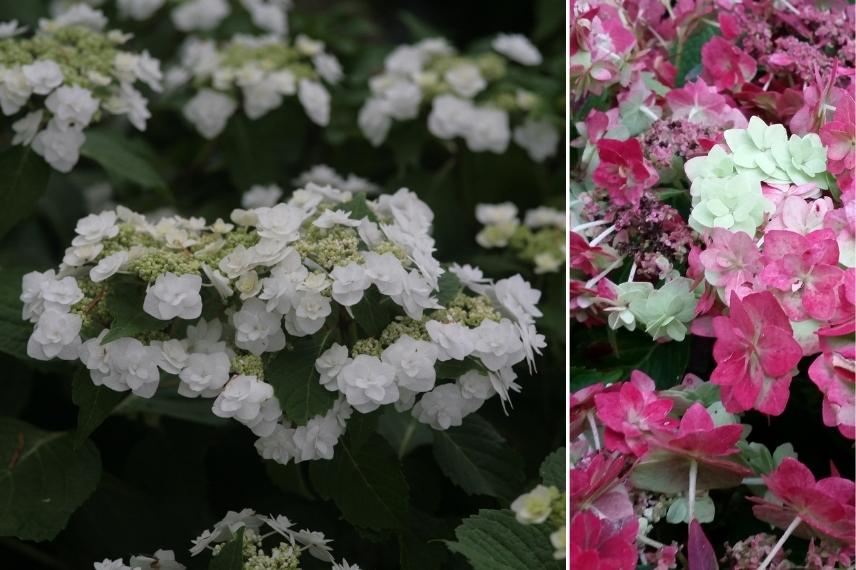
362;251;407;297
44;4;107;31
513;119;559;162
381;335;439;393
463;107;510;153
336;355;398;413
212;374;274;423
329;262;370;306
493;274;543;325
183;89;237;139
27;308;82;361
22;59;63;95
297;79;330;126
286;291;331;336
492;34;542;66
202;264;234;300
152;338;190;375
242;184;283;209
358;98;392;146
458;369;495;401
255;203;307;242
72;211;119;246
171;0;230;31
313;209;360;229
315;343;351;390
391;269;441;319
412;383;480;430
425;321;475;361
12;110;43;146
241;395;282;437
93;560;132;570
444;63;486;98
128;549;185;570
313;53;342;84
117;0;166;20
232;298;286;355
0;67;32;115
510;484;554;523
427;94;472;140
471;319;525;371
178;352;231;397
31;120;85;172
476;202;518;225
23;271;84;319
45;85;99;128
143;273;203;320
290;400;350;461
102;337;162;398
90;251;128;282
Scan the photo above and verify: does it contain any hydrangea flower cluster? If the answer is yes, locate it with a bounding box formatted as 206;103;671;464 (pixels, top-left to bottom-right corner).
570;371;856;570
22;184;545;467
475;202;566;274
572;1;855;567
0;6;162;171
92;508;362;570
511;483;566;560
168;32;339;138
358;35;560;161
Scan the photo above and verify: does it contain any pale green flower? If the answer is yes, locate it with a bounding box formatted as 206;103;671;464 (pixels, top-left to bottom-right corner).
606;281;653;332
689;173;773;236
685;144;735;185
724;116;789;180
771;132;828;187
629;277;697;342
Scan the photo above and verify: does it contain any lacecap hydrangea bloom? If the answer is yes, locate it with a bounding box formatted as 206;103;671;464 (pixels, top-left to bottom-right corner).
93;507;362;570
358;35;560;161
168;32;340;138
22;184;545;467
475;202;566;273
0;6;162;172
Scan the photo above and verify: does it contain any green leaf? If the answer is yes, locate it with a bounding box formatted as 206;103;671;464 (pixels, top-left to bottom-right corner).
0;147;51;239
71;368;127;448
266;330;338;425
310;434;408;530
436;270;462;306
208;526;245;570
674;24;719;87
350;288;393;338
378;407;434;459
638;340;691;390
569;367;624;392
118;389;229;427
81;129;168;193
0;266;33;359
432;414;525;500
539;447;565;488
340;192;377;222
436;358;482;380
446;509;562;570
631;450;747;494
101;283;166;344
0;418;101;541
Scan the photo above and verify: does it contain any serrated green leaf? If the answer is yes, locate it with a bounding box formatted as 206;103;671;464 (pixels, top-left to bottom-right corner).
102;283;166;344
266;330;338;425
378;407;433;459
436;358;482;380
81;129;168;193
436;270;462;306
446;509;561;570
72;368;127;448
539;447;565;488
119;389;229;427
309;434;408;530
432;414;525;500
350;288;393;337
0;266;32;359
0;418;101;541
208;526;245;570
0;147;51;239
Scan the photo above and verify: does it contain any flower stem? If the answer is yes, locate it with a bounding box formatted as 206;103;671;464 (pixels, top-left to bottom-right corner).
589;224;616;247
758;516;801;570
586;410;601;450
687;459;698;523
571;219;610;233
742;477;765;486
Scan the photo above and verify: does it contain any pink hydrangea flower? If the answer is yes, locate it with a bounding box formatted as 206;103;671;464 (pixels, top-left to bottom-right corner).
592;138;659;207
656;403;744;458
759;229;845;321
570;451;634;520
809;342;856;440
711;291;802;415
823;190;856;267
701;37;757;91
595;371;677;456
570;231;615;277
666;78;747;127
570;382;615;439
762;182;822;209
699;228;762;301
749;457;856;547
819;92;855;185
569;510;639;570
765;195;835;235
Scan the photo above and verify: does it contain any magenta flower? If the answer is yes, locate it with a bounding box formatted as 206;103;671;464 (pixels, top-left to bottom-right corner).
570;382;614;439
595;371;677;457
569;510;638;570
711;291;802;416
592;138;659;207
698;228;762;301
570;231;615;277
701;37;756;91
570;451;634;521
809;343;856;440
759;229;845;321
823;191;856;266
819;92;856;178
749;457;856;547
658;403;744;458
